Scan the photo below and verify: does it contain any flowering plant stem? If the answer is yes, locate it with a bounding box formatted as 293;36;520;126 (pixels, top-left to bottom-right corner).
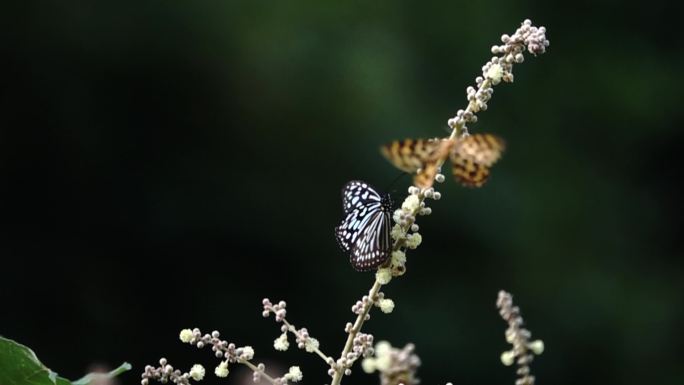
331;194;425;385
331;19;549;384
140;19;549;385
240;360;278;384
280;318;332;363
332;279;382;385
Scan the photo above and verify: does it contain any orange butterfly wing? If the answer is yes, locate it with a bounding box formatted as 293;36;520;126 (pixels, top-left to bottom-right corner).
450;134;505;187
381;139;454;188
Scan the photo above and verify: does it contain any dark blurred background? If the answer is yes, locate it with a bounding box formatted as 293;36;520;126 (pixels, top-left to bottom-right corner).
1;1;682;384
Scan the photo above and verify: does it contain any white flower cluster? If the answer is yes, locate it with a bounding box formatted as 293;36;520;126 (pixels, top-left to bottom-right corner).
352;332;375;360
273;333;289;351
361;341;421;385
176;327;267;382
214;361;229;378
377;298;395;314
386;184;440;278
283;366;303;382
262;298;287;322
188;365;205;381
141;358;198;385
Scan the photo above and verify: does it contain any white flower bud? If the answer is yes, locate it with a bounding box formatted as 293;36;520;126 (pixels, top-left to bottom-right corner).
375;354;391;372
361;358;376;373
402;194;421;212
391;250;406;266
378;299;395;314
179;329;193;343
214;361;229;378
285;366;303;382
500;350;515;366
392;209;404;224
239;346;254;360
274;333;289;351
390;224;404;241
528;339;544;355
375;268;392;285
189;364;205;381
304;337;320;353
486;63;504;85
405;233;422;249
375;341;391;357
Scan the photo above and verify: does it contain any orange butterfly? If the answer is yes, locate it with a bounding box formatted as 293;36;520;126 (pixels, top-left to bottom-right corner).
380;134;505;188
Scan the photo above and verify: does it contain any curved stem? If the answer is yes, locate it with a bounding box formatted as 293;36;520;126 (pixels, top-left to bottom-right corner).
281;319;333;364
240;359;279;385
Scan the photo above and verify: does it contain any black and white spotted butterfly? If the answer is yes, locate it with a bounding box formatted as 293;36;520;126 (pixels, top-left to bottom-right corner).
335;181;393;271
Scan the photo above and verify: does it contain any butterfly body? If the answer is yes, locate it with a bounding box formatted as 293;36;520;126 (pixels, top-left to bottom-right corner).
335;181;393;271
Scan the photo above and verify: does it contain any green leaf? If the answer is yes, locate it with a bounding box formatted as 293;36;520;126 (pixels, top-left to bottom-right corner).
0;336;131;385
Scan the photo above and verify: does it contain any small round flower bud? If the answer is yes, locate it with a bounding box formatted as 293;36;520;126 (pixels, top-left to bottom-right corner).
345;322;353;332
528;340;544;355
345;369;352;376
435;173;446;183
500;350;515;366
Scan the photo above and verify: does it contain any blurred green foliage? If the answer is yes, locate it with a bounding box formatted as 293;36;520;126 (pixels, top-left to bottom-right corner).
1;1;682;385
0;337;130;385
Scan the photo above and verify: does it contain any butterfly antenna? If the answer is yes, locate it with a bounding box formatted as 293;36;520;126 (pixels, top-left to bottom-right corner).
384;171;408;203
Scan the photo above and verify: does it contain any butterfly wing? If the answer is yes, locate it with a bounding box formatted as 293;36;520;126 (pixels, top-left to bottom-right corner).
450;134;505;187
341;180;382;214
350;209;391;271
335;181;392;271
381;139;454;188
